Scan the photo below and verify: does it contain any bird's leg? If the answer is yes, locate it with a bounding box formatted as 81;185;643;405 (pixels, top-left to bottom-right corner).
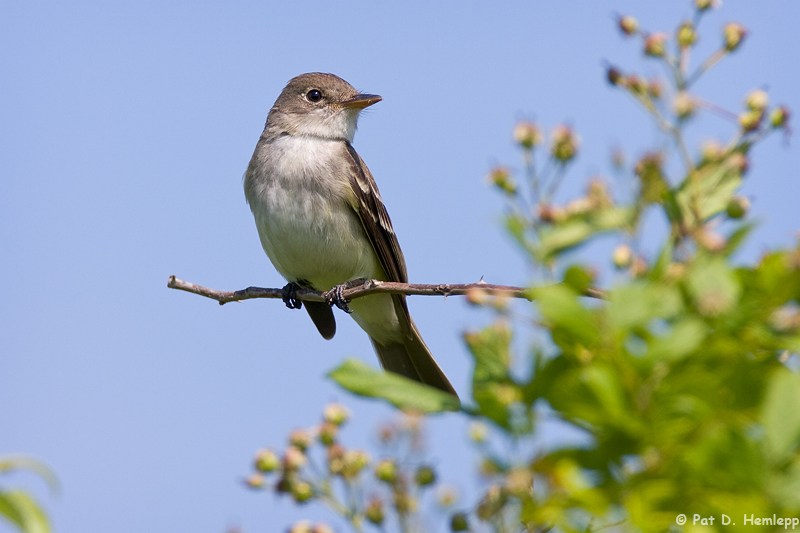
281;282;304;310
325;285;351;313
325;279;367;314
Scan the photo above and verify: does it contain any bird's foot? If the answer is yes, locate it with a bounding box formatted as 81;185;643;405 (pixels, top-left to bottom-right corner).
325;283;352;314
281;282;304;310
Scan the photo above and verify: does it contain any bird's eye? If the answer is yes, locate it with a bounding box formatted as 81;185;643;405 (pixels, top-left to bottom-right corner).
306;89;322;102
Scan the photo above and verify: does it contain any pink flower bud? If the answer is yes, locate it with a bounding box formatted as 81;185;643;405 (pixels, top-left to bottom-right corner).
323;403;350;425
291;481;313;503
738;110;763;132
415;465;437;487
695;0;720;11
244;473;265;489
726;196;750;219
288;520;313;533
728;152;750;174
488;167;516;195
770;106;790;128
644;33;668;57
375;459;398;483
745;89;769;112
282;446;307;471
724;23;747;51
700;140;725;163
450;513;469;531
677;21;697;47
647;77;664;99
366;498;385;525
550;125;580;163
254;449;280;473
673;92;696;119
513;121;543;149
618;15;638;36
289;429;313;451
613;244;633;269
317;422;338;446
625;74;647;96
606;66;623;86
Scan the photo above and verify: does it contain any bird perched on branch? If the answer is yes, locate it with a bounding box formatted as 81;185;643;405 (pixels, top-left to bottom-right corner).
244;73;457;398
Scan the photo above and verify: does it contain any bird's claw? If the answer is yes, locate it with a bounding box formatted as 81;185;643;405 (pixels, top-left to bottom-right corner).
281;282;303;310
325;284;352;314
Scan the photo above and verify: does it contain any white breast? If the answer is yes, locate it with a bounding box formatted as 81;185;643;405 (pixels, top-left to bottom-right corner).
245;136;383;291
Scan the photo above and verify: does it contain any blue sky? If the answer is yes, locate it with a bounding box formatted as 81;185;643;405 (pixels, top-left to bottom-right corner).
2;1;798;532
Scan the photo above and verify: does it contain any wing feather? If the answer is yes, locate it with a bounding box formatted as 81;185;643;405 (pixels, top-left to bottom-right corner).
342;141;408;285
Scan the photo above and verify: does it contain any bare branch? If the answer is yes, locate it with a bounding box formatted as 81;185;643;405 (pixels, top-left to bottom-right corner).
167;275;605;306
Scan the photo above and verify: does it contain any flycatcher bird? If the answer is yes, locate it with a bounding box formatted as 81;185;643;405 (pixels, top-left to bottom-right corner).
244;73;457;398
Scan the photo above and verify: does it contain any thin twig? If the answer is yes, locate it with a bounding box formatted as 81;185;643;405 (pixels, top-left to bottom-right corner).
686;48;727;88
166;276;606;305
692;96;739;122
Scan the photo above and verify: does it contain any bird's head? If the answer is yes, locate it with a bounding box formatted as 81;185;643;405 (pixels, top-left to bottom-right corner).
266;72;382;142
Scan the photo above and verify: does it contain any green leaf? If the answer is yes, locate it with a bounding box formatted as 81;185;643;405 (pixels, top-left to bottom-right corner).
675;162;743;223
328;359;461;413
563;265;593;294
0;490;51;533
769;457;800;508
504;213;527;247
760;368;800;463
580;364;634;428
722;222;757;257
464;323;511;384
471;382;522;429
647;239;674;281
464;323;517;428
531;284;599;345
686;256;741;316
535;207;636;261
647;318;707;361
0;457;58;494
607;281;682;334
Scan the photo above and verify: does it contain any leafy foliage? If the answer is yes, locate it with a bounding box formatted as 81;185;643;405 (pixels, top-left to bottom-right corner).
0;456;57;533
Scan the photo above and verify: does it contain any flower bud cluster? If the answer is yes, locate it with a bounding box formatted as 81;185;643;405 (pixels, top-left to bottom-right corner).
469;426;536;524
736;89;791;135
607;66;663;102
245;403;357;505
509;121;581;165
535;178;615;227
250;406;453;530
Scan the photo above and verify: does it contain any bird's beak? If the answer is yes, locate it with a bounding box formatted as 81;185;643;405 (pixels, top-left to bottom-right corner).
340;94;382;109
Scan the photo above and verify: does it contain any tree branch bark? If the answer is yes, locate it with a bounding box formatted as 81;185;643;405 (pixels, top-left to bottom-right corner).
166;275;605;305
